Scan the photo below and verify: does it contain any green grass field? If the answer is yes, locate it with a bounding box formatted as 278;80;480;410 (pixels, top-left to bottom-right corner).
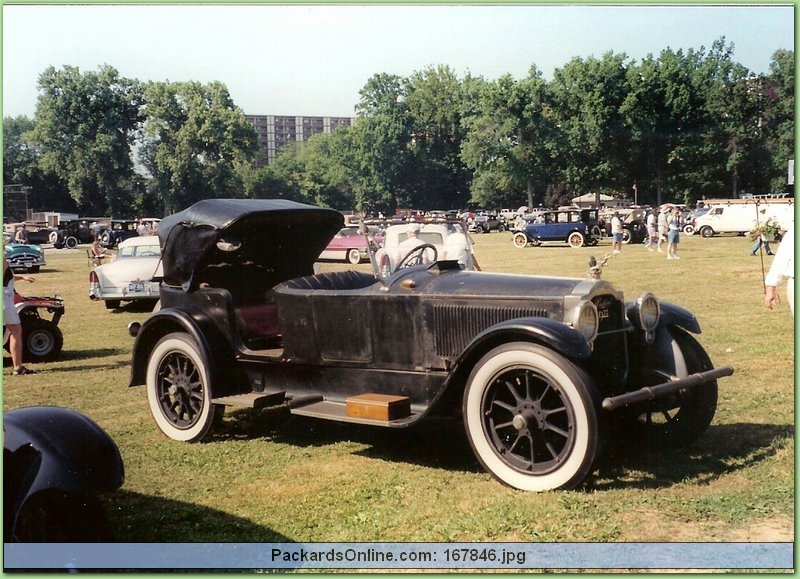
2;231;794;546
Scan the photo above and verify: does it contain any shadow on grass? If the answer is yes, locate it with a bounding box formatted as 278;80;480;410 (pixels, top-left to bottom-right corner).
107;490;292;544
213;410;792;492
591;422;794;491
213;409;483;474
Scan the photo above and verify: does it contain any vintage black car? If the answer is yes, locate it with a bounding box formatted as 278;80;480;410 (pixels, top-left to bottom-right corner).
129;199;732;491
99;219;139;248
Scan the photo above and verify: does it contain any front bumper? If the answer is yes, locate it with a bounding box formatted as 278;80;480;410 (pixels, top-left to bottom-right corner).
601;365;734;411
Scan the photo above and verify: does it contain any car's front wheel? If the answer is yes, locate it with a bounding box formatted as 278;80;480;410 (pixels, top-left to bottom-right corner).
463;343;602;491
146;332;220;442
699;226;714;238
620;327;718;449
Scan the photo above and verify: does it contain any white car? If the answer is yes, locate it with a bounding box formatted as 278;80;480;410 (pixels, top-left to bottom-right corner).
375;222;476;278
89;236;162;309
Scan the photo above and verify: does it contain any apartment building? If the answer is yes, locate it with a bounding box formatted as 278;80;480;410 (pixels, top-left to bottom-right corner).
246;115;355;166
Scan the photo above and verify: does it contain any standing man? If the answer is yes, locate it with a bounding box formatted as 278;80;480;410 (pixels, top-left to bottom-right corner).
645;210;657;251
443;225;481;271
610;211;623;254
764;226;794;316
657;208;669;253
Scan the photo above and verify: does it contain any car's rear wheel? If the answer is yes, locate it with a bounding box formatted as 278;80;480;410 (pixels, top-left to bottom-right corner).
65;236;78;249
146;332;220;442
567;231;585;248
497;224;505;233
346;248;361;265
621;229;632;244
463;343;602;491
512;232;529;248
22;318;63;362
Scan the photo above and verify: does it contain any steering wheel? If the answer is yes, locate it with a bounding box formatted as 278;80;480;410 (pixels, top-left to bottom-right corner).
396;243;438;270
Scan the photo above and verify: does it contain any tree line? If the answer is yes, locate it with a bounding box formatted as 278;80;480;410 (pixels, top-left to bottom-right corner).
3;38;793;220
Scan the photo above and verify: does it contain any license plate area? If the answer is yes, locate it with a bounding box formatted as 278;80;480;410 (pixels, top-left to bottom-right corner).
128;281;144;292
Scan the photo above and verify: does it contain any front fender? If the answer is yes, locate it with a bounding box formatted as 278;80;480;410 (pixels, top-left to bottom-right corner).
4;406;124;505
458;316;592;365
129;307;220;387
658;301;702;334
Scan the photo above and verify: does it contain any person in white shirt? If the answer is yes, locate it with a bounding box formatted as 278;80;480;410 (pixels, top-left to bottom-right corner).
764;226;794;316
657;209;669;252
610;212;623;254
443;226;481;271
645;211;657;251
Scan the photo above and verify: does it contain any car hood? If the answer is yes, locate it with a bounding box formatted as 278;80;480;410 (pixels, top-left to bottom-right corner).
159;199;343;290
5;244;43;255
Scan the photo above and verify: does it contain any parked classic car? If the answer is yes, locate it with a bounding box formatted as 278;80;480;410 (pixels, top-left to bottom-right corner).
512;208;602;248
468;213;505;234
52;219;97;249
99;219;140;248
318;225;382;265
89;236;162;309
4;406;124;542
373;220;475;278
4;242;46;273
600;208;649;245
128;199;732;491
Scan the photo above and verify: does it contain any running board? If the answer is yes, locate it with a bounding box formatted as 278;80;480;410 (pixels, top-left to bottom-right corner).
212;391;286;409
290;399;418;427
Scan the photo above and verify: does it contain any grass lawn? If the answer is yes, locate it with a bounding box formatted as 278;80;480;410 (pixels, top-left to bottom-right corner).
2;231;794;547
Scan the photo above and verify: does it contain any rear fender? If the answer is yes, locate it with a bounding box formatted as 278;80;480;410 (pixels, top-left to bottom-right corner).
129;308;225;388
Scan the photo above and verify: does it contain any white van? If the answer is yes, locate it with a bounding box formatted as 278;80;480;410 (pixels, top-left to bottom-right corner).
692;199;794;237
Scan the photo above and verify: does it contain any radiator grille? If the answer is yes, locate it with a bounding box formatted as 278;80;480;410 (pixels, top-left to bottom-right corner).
433;304;548;357
589;294;628;388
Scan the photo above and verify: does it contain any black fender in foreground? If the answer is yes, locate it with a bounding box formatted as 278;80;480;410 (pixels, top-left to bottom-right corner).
4;406;124;539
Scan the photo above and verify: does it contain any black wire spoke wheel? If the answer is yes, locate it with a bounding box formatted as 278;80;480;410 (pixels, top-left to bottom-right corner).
464;343;602;491
146;333;219;442
157;350;204;429
483;367;576;475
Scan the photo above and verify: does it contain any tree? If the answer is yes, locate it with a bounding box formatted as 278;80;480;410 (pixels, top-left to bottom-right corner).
762;49;795;193
350;73;413;214
550;52;632;200
402;65;472;210
30;65;144;216
140;80;259;213
461;67;559;210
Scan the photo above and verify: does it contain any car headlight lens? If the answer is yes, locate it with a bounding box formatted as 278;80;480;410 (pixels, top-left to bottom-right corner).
573;300;599;342
634;292;660;332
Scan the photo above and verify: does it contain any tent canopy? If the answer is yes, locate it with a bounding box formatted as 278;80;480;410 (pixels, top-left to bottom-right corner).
571;193;617;204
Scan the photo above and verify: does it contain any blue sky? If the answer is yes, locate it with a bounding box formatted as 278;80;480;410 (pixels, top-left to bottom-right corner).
2;4;794;119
